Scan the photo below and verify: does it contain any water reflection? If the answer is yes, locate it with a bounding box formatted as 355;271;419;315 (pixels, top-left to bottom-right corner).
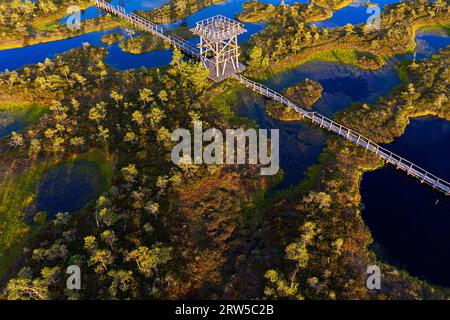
361;118;450;287
36;161;107;219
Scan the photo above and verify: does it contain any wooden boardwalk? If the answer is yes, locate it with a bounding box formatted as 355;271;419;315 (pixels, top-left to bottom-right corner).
95;0;449;197
234;74;450;197
95;0;240;80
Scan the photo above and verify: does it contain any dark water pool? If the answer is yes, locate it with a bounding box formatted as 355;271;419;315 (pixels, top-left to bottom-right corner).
265;60;400;116
0;111;19;138
0;121;23;138
361;117;450;287
1;0;448;74
235;91;326;191
36;160;107;218
1;0;308;73
2;0;450;287
414;32;450;60
235;59;400;190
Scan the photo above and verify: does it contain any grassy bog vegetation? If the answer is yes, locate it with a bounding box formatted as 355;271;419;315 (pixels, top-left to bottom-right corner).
119;33;170;54
266;79;323;121
0;148;113;279
312;0;353;11
119;27;195;54
0;45;273;299
0;102;49;135
251;47;450;300
100;33;124;45
243;0;450;78
194;0;450;300
238;1;333;23
137;0;224;24
0;0;126;50
0;0;219;51
0;0;449;302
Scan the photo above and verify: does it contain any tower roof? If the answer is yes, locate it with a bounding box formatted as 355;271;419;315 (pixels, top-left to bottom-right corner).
192;15;247;42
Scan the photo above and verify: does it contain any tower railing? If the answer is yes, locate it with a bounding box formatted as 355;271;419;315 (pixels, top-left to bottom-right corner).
95;0;450;197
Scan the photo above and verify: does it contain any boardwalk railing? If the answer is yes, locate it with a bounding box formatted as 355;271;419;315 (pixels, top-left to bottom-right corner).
128;13;164;35
95;0;449;197
94;0;208;61
193;15;246;42
165;34;203;60
232;74;311;117
234;74;450;197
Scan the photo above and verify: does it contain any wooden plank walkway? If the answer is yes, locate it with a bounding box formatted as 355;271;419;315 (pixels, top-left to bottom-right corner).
95;0;244;81
95;0;449;197
234;74;450;197
95;0;221;76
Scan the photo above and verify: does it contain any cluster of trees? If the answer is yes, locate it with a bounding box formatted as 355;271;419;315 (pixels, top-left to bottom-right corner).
100;33;124;46
138;0;223;24
0;42;269;299
2;0;448;300
0;0;119;50
238;1;331;24
0;0;71;33
259;188;354;300
1;47;111;154
255;46;450;301
119;33;170;54
338;47;450;143
0;112;14;132
246;46;270;74
265;79;323;121
311;0;353;11
244;0;450;74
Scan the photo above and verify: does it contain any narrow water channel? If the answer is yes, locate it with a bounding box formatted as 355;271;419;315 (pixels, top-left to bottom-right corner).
1;0;449;287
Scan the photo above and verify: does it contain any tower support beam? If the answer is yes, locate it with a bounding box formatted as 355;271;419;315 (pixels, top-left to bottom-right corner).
192;15;247;81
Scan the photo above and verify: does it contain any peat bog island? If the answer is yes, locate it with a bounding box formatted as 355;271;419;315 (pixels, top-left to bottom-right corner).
0;0;449;309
